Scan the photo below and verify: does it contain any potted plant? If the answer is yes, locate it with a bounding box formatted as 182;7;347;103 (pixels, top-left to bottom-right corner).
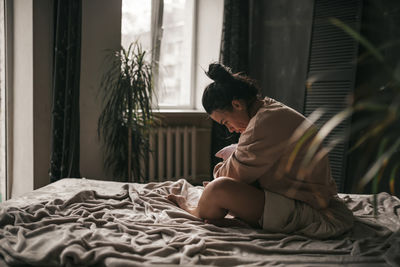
295;18;400;214
98;41;158;182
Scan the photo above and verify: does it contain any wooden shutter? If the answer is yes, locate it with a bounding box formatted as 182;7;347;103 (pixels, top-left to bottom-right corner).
304;0;363;191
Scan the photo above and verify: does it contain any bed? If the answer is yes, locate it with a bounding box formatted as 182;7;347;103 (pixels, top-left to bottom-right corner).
0;178;399;266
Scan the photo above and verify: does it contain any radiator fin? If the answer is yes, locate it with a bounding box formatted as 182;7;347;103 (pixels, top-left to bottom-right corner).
147;126;206;182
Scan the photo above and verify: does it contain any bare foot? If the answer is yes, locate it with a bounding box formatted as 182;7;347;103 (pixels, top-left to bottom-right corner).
166;195;250;228
167;194;189;210
167;194;199;217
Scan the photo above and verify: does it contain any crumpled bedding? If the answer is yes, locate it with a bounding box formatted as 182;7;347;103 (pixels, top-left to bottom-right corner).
0;178;399;266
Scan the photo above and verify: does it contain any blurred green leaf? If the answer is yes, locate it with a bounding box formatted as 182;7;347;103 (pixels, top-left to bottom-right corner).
300;108;353;173
330;17;384;62
357;137;400;192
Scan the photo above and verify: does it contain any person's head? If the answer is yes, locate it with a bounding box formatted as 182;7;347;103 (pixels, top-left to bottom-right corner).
202;62;260;133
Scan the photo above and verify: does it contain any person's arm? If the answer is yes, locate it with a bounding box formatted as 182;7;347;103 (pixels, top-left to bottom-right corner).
213;109;298;184
213;133;281;183
215;144;237;161
212;144;237;181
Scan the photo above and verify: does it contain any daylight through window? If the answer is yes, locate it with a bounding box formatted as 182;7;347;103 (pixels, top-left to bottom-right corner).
122;0;196;109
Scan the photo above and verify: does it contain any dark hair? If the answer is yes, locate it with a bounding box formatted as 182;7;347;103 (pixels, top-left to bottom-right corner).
202;62;260;114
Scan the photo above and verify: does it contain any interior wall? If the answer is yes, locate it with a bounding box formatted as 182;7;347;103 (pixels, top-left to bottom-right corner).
249;0;314;113
80;0;122;180
10;0;34;197
33;0;52;190
9;0;53;198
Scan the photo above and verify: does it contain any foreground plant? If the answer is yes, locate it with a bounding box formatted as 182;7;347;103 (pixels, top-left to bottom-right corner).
291;18;400;215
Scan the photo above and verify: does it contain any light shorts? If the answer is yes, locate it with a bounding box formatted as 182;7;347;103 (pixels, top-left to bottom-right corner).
259;190;354;239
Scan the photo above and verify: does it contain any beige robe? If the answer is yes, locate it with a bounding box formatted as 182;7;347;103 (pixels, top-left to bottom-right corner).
214;97;338;210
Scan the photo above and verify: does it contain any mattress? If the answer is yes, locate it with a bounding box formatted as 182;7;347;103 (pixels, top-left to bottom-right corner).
0;178;399;266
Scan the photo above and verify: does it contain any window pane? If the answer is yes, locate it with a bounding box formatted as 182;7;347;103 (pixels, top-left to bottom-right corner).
158;0;189;107
121;0;194;108
121;0;151;52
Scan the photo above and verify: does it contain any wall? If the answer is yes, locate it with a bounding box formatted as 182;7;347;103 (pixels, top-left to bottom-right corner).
33;0;52;190
249;0;314;113
80;0;122;180
9;0;34;197
9;0;52;198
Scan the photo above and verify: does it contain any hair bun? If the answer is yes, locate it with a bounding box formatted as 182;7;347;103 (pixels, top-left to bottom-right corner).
206;62;232;83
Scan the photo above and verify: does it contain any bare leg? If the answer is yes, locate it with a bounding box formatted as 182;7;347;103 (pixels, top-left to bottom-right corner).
167;194;200;217
167;177;265;228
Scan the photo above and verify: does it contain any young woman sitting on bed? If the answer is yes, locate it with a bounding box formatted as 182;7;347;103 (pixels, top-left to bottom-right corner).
167;62;354;238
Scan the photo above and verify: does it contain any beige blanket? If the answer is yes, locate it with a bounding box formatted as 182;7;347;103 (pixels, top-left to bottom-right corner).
0;178;399;266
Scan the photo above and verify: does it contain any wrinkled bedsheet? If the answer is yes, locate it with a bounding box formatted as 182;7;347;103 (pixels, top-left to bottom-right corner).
0;178;399;266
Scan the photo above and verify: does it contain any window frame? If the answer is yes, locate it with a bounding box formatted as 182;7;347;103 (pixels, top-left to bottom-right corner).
153;0;198;110
1;0;12;201
122;0;198;110
122;0;223;112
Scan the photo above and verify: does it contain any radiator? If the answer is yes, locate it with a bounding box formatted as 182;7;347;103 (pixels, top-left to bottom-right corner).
145;126;209;182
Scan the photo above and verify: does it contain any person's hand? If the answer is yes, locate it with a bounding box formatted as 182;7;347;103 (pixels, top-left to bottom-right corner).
215;144;238;161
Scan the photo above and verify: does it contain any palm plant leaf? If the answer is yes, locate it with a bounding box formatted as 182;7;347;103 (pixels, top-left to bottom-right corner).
329;18;384;62
357;137;400;192
291;17;400;199
286;108;325;172
300;108;353;174
98;41;156;182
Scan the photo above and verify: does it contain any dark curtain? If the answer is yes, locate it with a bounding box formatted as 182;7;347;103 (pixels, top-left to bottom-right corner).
50;0;82;182
210;0;251;173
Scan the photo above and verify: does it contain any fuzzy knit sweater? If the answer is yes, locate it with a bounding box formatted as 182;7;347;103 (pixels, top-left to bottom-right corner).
213;97;338;209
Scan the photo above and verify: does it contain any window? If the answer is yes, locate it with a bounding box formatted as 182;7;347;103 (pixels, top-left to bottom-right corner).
122;0;196;109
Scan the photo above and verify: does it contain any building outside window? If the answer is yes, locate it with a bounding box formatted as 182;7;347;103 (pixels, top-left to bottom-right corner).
122;0;196;109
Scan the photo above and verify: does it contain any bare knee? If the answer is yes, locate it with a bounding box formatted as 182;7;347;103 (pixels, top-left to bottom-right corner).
199;177;264;226
198;178;242;215
204;177;237;198
196;177;237;219
210;177;237;188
